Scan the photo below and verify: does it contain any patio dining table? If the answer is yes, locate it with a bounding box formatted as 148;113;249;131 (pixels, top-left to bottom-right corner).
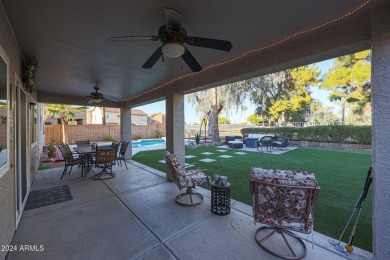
73;146;96;177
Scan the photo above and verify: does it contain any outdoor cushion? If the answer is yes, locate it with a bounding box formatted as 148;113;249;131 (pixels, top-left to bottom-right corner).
228;141;243;144
250;167;318;187
248;134;266;139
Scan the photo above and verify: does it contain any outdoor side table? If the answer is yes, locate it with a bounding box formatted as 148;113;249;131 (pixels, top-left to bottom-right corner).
245;137;258;148
211;181;231;215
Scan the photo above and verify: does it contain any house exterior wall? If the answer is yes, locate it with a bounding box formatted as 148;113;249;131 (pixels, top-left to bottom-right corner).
0;3;21;259
106;112;120;124
148;112;165;125
131;115;147;125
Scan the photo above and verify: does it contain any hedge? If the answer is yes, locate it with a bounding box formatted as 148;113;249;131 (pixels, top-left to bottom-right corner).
240;125;372;145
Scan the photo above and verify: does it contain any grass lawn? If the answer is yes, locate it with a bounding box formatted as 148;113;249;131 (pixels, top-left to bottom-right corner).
132;147;373;252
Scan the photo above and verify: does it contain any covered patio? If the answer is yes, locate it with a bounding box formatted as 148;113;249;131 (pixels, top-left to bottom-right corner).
8;162;372;259
0;0;389;259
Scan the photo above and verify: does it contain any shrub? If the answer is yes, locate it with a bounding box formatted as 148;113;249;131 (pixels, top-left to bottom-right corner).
155;130;163;138
241;125;371;144
218;117;230;124
195;132;201;144
105;135;114;141
48;139;56;152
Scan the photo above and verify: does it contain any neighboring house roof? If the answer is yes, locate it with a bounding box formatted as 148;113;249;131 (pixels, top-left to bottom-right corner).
105;107;120;113
131;109;148;116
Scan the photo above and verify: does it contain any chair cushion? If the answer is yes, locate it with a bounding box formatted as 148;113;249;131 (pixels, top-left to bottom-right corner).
256;212;313;232
186;169;209;186
251;167;318;187
165;152;186;175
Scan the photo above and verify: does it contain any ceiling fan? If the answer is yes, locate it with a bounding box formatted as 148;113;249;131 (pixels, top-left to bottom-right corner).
107;8;233;72
85;86;115;105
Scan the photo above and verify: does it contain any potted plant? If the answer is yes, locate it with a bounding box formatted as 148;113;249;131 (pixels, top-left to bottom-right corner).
47;139;57;158
105;135;114;141
195;132;201;145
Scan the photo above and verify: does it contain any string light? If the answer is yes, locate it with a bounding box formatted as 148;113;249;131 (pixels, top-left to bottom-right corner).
124;0;371;102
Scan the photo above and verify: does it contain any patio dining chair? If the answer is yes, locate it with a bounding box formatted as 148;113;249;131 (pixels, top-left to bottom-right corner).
58;144;83;180
76;140;90;147
92;146;117;180
116;141;129;169
257;135;274;153
250;167;320;259
163;151;210;206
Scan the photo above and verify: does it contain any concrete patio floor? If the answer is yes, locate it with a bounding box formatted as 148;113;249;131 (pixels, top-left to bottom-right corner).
7;160;373;260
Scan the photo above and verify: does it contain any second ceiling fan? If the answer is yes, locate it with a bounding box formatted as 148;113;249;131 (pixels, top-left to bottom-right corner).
107;8;233;72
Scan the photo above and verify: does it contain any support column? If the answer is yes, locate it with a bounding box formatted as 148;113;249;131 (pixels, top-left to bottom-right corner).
120;106;132;159
165;87;185;181
371;3;390;259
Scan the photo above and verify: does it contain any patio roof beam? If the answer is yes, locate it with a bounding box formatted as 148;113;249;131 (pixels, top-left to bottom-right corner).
37;90;122;108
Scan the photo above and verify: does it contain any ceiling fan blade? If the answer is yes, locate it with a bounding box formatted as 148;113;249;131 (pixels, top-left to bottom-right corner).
107;36;160;42
181;48;202;72
103;96;118;102
186;36;232;52
164;8;183;32
142;47;163;69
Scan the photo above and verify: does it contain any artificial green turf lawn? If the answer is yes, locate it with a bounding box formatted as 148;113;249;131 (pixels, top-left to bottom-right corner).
132;147;373;251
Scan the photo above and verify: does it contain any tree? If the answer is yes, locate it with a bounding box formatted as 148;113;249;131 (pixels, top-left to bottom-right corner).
268;66;319;125
321;50;371;125
247;114;267;126
44;104;88;143
218;117;230;124
187;87;223;143
241;105;248;123
306;101;339;125
187;66;320;133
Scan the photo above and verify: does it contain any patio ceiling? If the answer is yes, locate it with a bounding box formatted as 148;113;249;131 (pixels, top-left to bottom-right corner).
2;0;374;106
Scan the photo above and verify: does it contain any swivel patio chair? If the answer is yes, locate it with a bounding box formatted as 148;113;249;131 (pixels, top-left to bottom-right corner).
92;146;117;180
116;141;129;169
250;167;320;259
163;151;210;206
58;144;83;179
257;135;274;153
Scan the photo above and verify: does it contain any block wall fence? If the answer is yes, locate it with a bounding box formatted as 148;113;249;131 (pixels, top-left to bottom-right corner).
45;124;166;145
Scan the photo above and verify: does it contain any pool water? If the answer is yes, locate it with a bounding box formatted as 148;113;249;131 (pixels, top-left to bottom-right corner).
132;139;166;148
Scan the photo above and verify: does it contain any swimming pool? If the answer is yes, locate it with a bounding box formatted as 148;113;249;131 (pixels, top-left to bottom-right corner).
132;139;166;148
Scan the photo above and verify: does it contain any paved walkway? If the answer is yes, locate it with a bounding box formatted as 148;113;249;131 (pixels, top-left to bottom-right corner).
8;160;372;260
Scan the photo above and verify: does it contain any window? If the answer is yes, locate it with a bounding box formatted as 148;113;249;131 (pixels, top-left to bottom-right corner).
0;45;9;176
30;103;37;144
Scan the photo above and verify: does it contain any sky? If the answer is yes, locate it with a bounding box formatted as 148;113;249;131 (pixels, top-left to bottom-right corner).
135;58;336;124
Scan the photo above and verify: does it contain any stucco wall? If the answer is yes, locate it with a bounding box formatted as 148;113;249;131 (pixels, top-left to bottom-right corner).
0;2;22;259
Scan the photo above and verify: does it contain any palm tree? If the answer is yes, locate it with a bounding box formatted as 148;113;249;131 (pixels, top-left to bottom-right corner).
241;105;248;123
44;104;88;143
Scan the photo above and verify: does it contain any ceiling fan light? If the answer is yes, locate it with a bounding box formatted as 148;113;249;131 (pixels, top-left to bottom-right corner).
92;98;102;103
162;42;185;58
